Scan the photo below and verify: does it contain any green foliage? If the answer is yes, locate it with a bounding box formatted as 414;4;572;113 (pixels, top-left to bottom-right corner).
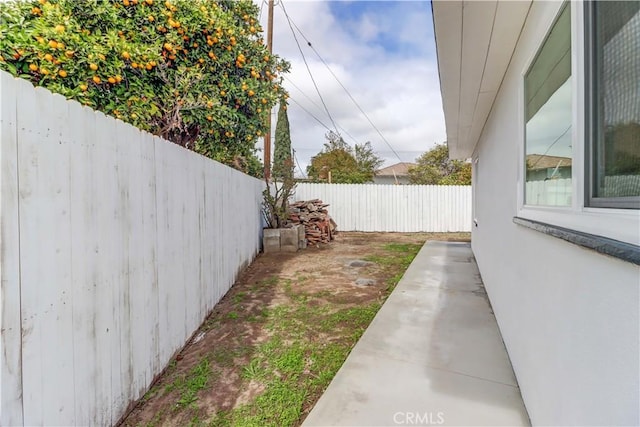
263;101;295;229
306;131;383;183
0;0;290;176
272;100;292;181
408;143;471;185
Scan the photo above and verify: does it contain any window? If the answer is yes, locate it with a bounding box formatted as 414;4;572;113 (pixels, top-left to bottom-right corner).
586;1;640;209
524;4;572;207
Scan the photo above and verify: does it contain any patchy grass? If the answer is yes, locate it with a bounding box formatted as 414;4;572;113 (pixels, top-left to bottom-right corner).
205;243;420;426
164;358;213;409
122;233;437;427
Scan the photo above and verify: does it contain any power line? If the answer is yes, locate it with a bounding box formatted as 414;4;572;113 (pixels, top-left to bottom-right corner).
288;96;332;131
292;148;306;178
279;1;339;132
283;75;360;146
285;12;405;165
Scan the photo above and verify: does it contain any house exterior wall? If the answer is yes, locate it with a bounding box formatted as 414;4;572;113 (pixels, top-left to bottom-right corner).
470;2;639;426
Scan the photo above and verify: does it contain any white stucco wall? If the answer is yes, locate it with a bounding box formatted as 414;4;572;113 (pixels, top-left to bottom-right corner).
471;2;639;426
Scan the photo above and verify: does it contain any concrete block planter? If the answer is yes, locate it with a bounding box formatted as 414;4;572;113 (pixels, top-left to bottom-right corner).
263;224;306;253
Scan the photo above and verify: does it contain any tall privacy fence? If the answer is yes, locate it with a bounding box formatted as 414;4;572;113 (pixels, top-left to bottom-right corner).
0;71;264;426
294;183;472;232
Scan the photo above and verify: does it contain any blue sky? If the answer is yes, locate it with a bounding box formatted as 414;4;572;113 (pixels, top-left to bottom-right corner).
258;0;446;174
328;1;436;59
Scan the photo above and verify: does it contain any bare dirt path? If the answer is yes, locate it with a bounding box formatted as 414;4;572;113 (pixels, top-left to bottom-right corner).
121;232;470;427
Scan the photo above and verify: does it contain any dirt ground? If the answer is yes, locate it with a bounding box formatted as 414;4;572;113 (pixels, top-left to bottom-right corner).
120;232;470;427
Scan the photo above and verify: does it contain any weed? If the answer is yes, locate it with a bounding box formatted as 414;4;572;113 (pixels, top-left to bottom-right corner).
163;358;212;409
242;358;264;381
232;292;246;305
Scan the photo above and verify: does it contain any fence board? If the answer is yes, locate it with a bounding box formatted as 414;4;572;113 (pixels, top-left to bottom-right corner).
0;69;24;427
0;71;263;425
293;183;472;232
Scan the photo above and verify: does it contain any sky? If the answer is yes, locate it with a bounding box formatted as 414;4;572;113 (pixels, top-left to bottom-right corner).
255;0;446;176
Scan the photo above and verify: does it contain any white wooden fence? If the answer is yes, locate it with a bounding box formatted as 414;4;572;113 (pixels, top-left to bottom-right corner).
294;183;472;232
0;71;264;426
525;178;572;206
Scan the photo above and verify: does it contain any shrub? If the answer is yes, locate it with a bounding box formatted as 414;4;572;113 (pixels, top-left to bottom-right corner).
0;0;289;176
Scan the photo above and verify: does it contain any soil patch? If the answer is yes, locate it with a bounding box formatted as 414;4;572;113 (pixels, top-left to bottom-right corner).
121;232;470;427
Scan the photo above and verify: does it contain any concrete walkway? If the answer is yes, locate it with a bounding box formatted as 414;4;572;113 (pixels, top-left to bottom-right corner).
303;241;530;427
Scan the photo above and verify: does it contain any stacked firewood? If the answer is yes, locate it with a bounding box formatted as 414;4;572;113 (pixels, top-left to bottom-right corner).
288;199;337;245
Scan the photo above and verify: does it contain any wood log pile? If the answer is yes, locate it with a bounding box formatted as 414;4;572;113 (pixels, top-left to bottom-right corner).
288;199;337;245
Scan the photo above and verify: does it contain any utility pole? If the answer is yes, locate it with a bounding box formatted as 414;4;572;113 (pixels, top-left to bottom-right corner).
264;0;274;181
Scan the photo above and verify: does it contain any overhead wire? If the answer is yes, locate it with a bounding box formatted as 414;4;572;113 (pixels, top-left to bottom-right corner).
283;76;360;146
288;96;332;131
292;148;307;178
284;10;405;165
279;0;340;133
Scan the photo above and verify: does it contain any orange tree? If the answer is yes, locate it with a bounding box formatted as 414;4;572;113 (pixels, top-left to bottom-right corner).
0;0;289;176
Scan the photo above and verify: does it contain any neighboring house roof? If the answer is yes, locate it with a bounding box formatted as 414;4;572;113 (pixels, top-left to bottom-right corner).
432;1;533;159
526;154;572;170
375;162;416;177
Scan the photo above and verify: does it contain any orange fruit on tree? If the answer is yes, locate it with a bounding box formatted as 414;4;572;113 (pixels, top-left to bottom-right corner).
145;0;153;4
92;75;101;84
80;84;88;91
48;40;58;49
65;51;74;58
89;63;98;71
108;77;116;84
44;53;53;61
55;25;65;33
29;63;38;72
58;70;67;77
122;52;131;60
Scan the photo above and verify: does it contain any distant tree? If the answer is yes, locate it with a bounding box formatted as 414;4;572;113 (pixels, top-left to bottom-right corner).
354;141;384;181
408;143;471;185
307;132;382;183
272;101;293;181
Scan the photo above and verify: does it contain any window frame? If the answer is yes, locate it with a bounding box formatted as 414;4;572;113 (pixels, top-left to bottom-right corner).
584;1;640;209
523;1;573;208
516;1;640;247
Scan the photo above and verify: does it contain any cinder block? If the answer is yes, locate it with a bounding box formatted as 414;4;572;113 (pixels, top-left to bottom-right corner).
263;228;281;253
297;224;307;249
280;227;299;252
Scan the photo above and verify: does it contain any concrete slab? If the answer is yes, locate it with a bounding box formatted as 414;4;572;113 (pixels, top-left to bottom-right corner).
303;241;530;427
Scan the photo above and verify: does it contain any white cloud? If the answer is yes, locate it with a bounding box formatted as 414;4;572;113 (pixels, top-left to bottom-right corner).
256;0;446;175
